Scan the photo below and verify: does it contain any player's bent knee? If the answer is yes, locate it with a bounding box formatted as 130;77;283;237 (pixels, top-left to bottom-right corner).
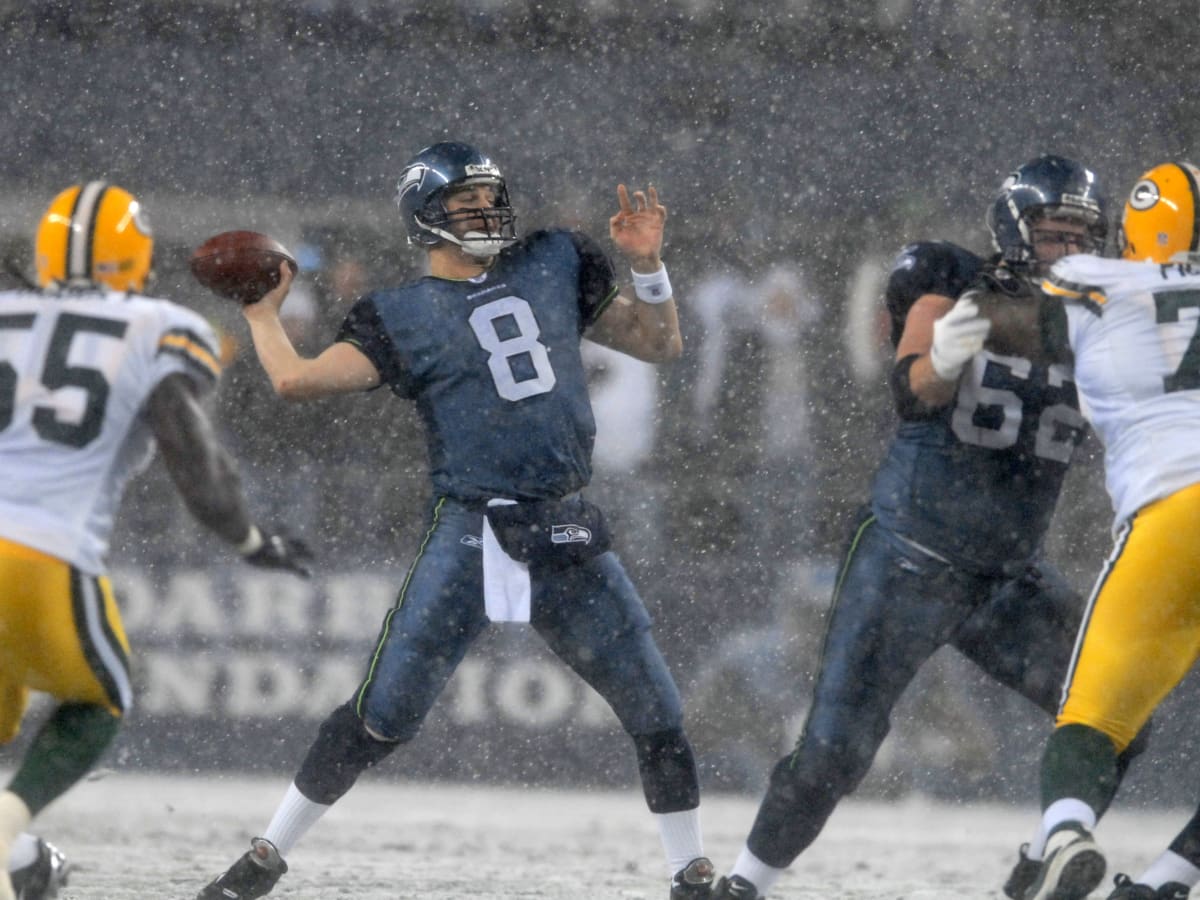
295;701;400;805
1119;716;1152;763
779;735;874;801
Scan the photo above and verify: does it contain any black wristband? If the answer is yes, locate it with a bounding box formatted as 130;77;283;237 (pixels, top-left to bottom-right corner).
890;353;941;420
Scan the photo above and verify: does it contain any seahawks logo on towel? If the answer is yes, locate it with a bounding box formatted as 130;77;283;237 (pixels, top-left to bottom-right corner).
551;524;592;545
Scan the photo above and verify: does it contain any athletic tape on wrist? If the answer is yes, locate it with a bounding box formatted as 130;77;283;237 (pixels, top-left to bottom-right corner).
236;525;264;556
631;265;672;304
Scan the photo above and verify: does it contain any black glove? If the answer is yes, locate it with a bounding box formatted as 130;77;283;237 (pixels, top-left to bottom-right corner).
239;526;314;578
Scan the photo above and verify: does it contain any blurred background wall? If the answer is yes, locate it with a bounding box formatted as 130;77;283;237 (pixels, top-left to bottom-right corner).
1;0;1197;806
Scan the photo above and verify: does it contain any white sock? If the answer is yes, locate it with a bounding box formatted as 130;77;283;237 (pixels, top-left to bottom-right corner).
1139;850;1200;889
0;794;30;900
1027;821;1049;862
0;796;30;849
731;846;786;896
1029;799;1098;859
655;808;703;875
6;834;38;872
262;782;331;857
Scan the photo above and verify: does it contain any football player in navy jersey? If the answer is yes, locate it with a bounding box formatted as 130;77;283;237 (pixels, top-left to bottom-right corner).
196;142;714;900
712;156;1147;900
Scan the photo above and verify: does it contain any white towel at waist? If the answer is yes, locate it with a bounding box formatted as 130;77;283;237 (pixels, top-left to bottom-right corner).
482;499;531;622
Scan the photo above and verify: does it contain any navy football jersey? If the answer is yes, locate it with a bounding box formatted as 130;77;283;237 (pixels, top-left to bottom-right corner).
869;241;1086;573
338;229;619;502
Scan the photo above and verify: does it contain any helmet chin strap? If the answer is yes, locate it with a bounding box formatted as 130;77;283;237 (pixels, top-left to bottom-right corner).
459;232;508;258
423;224;511;258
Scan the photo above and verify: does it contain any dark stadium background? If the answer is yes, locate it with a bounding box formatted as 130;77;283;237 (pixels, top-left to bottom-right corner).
1;0;1197;810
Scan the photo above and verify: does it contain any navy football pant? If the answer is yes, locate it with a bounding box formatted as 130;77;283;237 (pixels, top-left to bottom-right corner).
746;512;1138;868
298;497;693;811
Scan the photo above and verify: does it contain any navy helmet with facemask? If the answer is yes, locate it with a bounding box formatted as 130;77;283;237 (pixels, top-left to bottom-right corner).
986;154;1108;268
395;142;518;258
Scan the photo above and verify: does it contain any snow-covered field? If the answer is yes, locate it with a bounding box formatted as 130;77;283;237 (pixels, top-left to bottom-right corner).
28;770;1189;899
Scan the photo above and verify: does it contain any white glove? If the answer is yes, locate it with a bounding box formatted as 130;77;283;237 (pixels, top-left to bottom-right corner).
929;297;991;381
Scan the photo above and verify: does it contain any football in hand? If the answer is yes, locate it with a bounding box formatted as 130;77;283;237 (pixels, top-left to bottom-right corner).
189;230;298;304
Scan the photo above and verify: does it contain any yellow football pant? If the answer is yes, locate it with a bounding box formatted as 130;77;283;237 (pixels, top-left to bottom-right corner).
0;538;131;742
1057;481;1200;752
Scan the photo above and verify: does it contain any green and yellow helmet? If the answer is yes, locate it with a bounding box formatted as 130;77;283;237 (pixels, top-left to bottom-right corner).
36;181;154;292
1120;161;1200;263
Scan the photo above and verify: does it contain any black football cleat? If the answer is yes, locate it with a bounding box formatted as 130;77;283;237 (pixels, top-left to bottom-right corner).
712;874;761;899
1004;843;1043;899
10;838;69;900
671;857;716;899
196;838;288;900
1106;873;1191;900
1022;824;1106;900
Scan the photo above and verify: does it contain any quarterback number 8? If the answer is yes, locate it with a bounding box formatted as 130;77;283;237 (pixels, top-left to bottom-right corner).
468;296;557;401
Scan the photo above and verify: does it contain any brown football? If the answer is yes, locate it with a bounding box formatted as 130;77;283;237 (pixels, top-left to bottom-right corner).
189;230;298;305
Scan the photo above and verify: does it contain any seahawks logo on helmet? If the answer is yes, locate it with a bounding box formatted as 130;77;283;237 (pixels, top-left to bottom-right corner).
1129;179;1161;211
396;164;429;206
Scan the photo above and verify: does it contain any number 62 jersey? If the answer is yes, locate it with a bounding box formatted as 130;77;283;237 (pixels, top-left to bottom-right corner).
1043;254;1200;531
870;241;1087;575
0;287;222;574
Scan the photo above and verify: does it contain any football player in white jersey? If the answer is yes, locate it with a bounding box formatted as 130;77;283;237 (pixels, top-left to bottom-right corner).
0;182;312;900
958;161;1200;900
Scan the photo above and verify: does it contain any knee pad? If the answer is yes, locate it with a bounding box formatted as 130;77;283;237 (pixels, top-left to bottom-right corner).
632;728;699;813
295;701;400;805
780;732;873;804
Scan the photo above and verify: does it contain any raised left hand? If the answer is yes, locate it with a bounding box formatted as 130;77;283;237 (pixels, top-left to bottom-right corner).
609;184;667;267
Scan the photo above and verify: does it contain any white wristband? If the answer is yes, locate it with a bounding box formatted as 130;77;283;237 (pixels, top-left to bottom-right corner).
236;524;264;556
631;265;673;304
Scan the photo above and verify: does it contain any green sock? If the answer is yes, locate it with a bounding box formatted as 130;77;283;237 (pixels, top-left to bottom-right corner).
1041;723;1120;815
8;703;120;815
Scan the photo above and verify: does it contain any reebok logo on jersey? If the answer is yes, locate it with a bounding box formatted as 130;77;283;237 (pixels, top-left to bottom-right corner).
551;524;591;545
460;534;483;549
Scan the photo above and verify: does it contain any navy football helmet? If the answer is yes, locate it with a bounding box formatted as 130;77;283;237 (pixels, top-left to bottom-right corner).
395;142;517;257
986;155;1108;267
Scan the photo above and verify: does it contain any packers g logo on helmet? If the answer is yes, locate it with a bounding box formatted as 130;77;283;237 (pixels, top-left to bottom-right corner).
36;181;154;292
1120;161;1200;263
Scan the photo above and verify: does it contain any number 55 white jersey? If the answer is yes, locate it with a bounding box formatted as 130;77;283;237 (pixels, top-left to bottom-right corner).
0;287;221;574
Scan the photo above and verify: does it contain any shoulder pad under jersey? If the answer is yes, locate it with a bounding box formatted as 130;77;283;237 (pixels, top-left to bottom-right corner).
884;241;984;345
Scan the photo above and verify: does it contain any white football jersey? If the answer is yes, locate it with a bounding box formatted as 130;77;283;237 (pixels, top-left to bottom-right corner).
1044;254;1200;529
0;287;221;574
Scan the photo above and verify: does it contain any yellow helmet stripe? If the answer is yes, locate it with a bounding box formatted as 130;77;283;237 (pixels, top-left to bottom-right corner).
66;181;109;283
